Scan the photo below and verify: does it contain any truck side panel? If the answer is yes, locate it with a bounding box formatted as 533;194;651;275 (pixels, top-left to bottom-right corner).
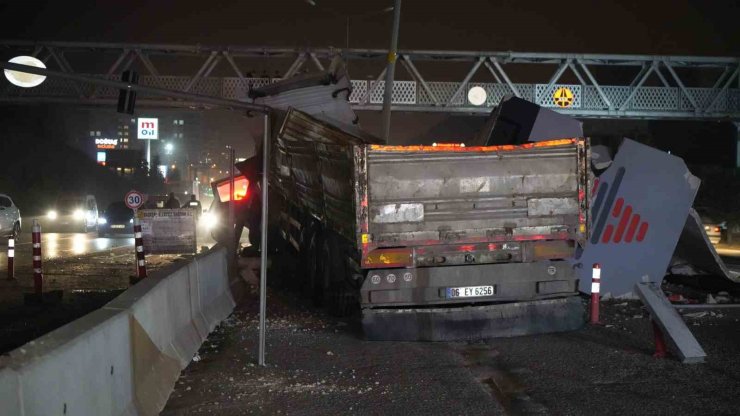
275;108;375;246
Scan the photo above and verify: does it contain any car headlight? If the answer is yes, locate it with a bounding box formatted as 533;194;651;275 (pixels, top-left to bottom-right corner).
97;217;107;225
201;212;218;230
47;210;58;220
73;209;85;220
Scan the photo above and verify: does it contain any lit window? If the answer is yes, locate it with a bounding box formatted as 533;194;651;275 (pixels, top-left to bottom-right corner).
89;131;95;137
179;120;184;125
173;120;178;125
124;125;129;129
96;131;101;136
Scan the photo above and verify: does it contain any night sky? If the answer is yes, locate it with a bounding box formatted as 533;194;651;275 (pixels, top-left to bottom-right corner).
1;0;737;55
0;0;738;165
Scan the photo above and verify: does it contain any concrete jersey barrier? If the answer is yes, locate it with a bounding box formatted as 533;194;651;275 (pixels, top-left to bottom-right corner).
0;246;236;416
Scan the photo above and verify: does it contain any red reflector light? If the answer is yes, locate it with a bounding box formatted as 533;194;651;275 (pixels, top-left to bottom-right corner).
216;176;249;202
363;248;413;268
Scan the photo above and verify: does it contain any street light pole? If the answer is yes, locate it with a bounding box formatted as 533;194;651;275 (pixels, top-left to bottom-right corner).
381;0;402;142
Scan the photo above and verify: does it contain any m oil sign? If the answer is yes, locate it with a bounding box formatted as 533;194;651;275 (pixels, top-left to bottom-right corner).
137;117;159;140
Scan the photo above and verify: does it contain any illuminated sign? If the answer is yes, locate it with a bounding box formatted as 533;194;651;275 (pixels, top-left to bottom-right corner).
95;138;118;149
137;117;159;140
96;151;106;166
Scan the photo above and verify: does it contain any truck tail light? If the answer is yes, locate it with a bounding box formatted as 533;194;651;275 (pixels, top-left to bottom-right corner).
363;248;413;268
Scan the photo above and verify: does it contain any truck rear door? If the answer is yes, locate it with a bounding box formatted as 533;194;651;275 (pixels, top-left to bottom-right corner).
360;139;589;269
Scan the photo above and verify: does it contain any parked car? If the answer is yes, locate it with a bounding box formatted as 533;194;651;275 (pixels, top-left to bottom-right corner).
97;202;134;237
45;194;99;233
0;193;21;240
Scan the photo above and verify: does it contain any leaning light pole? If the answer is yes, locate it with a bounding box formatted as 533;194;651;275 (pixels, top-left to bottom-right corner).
381;0;402;141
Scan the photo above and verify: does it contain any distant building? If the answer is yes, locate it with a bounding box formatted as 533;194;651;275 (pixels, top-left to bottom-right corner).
105;149;143;177
78;111;202;179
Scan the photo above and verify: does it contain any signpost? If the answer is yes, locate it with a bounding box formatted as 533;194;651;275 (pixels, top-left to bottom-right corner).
126;190;147;282
137;117;159;171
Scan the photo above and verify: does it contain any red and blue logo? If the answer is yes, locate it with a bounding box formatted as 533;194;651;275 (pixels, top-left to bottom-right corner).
590;167;649;245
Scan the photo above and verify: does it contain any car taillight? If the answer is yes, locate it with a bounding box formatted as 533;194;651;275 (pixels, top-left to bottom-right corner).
363;248;413;268
216;176;250;202
714;227;721;233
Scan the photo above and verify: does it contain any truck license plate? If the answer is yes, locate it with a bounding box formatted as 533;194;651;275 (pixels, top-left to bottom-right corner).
446;285;494;298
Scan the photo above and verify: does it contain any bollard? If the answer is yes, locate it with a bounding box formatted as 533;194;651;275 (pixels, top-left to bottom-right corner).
7;237;14;280
32;220;43;295
133;216;147;279
652;319;667;358
589;263;601;324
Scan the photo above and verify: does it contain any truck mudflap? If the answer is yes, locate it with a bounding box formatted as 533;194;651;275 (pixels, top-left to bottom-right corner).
362;296;585;341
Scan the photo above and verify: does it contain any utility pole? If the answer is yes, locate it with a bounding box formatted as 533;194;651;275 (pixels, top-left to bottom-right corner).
381;0;402;142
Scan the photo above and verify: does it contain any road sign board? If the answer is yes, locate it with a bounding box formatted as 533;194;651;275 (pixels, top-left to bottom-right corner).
553;87;574;108
137;117;159;140
125;190;145;210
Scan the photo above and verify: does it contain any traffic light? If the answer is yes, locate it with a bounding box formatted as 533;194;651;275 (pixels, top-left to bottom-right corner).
117;70;138;114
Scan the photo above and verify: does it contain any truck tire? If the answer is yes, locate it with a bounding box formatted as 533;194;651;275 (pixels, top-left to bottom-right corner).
321;234;358;317
328;282;357;317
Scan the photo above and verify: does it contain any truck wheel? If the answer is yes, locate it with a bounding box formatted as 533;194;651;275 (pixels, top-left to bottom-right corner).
328;282;357;317
321;236;357;316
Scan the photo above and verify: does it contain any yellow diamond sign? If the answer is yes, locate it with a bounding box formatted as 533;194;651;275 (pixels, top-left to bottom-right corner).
553;87;574;108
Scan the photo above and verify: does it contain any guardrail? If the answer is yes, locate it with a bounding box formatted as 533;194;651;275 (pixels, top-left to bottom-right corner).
0;246;235;416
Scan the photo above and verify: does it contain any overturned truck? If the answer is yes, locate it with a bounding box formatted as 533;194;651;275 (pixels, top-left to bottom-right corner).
266;106;591;341
247;65;735;341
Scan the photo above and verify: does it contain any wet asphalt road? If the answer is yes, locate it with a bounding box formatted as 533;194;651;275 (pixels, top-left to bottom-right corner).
0;231;134;269
0;229;215;354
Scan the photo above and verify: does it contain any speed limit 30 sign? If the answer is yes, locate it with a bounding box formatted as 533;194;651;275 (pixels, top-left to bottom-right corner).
125;190;145;210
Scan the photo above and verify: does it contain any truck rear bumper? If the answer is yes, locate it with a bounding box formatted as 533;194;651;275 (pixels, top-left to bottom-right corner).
361;260;578;308
362;296;585;341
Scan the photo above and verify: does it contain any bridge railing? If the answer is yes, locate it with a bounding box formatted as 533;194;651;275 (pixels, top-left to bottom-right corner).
3;75;737;118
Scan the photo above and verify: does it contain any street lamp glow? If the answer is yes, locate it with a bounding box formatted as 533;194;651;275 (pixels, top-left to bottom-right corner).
165;142;174;153
4;56;47;88
467;86;487;106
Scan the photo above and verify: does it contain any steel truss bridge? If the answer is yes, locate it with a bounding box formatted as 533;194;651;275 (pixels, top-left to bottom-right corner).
0;41;738;122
